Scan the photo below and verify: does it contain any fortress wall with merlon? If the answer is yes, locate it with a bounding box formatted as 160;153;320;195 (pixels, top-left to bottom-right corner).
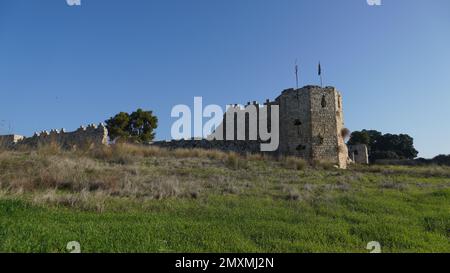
7;124;108;148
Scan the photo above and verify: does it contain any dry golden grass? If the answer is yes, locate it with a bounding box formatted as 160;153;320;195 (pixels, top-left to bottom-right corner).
282;156;308;170
0;143;274;208
227;152;253;170
0;143;245;206
3;143;448;210
312;159;338;170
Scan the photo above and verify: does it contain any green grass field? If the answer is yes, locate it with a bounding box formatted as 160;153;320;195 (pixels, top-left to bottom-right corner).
0;144;449;253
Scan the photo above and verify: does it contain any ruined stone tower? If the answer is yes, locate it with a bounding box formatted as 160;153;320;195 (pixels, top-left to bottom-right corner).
276;86;348;168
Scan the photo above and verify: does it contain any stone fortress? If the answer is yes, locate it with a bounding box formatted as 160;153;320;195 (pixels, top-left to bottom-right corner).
155;85;369;168
0;85;369;168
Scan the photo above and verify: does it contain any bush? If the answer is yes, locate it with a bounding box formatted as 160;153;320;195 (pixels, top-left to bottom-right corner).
312;160;337;170
431;155;450;166
283;157;307;170
224;153;247;170
37;142;62;156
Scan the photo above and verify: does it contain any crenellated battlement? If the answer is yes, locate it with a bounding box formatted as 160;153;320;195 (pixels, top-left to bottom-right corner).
1;123;108;149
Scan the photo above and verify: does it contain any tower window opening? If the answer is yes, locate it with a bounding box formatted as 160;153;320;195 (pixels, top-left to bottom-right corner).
317;135;324;145
321;95;327;108
296;144;306;151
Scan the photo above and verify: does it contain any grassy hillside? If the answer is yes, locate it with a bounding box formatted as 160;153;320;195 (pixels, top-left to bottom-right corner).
0;144;449;253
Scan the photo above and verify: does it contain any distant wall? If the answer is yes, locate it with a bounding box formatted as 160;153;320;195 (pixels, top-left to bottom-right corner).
0;135;24;148
1;124;108;149
151;139;263;154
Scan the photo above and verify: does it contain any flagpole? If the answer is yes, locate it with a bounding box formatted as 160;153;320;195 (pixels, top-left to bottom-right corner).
318;62;323;87
295;59;299;89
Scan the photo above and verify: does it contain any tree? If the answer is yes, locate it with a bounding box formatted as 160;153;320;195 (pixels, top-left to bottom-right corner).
105;112;130;141
348;129;418;162
105;109;158;143
374;133;418;159
347;131;370;146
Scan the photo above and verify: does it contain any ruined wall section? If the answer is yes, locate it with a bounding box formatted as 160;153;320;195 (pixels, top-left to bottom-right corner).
335;91;349;168
348;144;369;164
18;124;108;148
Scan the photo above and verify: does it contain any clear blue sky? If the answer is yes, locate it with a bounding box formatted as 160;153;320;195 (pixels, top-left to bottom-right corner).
0;0;449;158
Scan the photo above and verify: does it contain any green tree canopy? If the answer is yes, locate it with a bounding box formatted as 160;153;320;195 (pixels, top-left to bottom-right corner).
347;131;370;146
348;129;418;162
105;109;158;143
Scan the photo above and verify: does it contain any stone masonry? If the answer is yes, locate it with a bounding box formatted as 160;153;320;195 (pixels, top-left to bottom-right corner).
0;124;108;149
348;144;369;164
154;85;349;168
0;135;25;148
276;86;348;168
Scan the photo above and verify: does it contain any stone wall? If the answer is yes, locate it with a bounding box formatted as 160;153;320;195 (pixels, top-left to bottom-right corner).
348;144;369;164
207;100;274;142
0;135;25;148
1;124;108;149
151;139;263;154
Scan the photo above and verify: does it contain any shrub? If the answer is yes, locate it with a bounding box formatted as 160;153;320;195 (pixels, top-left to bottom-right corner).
283;157;307;170
284;186;301;201
37;142;62;156
223;153;249;170
225;153;240;170
312;160;336;170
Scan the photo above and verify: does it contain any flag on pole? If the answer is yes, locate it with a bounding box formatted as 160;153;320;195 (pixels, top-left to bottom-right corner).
318;62;323;87
295;62;299;89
